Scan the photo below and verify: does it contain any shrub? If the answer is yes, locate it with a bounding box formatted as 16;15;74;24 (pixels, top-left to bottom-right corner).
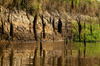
74;21;100;42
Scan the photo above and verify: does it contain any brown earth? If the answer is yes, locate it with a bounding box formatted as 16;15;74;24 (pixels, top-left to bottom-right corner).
0;6;96;42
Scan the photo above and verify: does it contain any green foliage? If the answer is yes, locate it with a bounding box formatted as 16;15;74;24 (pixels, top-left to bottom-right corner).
14;0;21;11
74;21;100;42
21;0;27;10
29;6;35;16
0;0;2;5
0;0;100;16
28;0;42;16
38;4;42;10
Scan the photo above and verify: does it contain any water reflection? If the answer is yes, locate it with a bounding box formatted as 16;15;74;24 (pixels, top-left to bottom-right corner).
0;42;100;66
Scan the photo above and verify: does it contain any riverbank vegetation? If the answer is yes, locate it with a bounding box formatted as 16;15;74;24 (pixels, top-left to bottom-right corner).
74;22;100;42
0;0;100;16
0;0;100;42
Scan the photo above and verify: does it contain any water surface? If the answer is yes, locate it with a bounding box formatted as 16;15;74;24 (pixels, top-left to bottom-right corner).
0;41;100;66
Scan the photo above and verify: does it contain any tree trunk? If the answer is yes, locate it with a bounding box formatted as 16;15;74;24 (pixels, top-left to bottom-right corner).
79;19;82;42
84;22;86;47
33;14;37;41
90;24;92;34
10;13;13;41
41;15;45;38
58;18;62;33
10;22;13;41
90;17;93;35
1;18;4;40
76;16;82;42
52;18;55;31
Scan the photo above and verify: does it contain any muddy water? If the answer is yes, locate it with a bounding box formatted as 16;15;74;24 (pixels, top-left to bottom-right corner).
0;41;100;66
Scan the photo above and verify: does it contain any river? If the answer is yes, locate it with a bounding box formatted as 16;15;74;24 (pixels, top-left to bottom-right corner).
0;41;100;66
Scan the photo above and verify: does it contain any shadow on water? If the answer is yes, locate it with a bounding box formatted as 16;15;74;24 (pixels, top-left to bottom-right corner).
1;55;4;66
0;41;100;66
9;49;13;66
42;50;45;66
